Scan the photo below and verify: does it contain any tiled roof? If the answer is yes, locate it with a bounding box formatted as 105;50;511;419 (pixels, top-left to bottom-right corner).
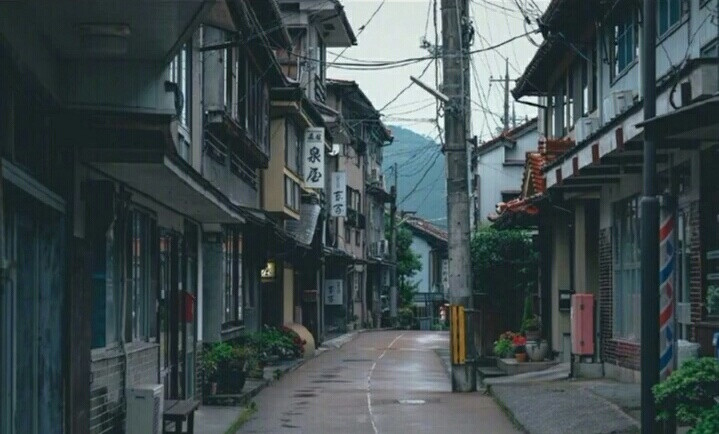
490;138;573;222
476;118;537;154
404;216;448;243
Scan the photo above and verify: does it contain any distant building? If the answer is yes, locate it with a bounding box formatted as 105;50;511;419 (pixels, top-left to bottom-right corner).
404;216;448;328
473;118;539;227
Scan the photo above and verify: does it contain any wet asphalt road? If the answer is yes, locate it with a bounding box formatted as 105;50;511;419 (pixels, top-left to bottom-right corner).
241;330;520;434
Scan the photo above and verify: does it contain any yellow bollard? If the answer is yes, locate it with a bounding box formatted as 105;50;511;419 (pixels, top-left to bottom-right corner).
450;305;466;365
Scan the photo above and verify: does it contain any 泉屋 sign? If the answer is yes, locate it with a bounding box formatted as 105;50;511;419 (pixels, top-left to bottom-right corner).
303;127;325;188
330;171;347;217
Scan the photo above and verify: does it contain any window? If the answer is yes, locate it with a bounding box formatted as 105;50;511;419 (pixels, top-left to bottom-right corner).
344;223;351;244
564;71;574;133
591;44;598;112
355;229;361;246
225;47;238;117
612;8;638;78
92;204;157;348
676;209;691;338
613;196;642;341
284;176;301;212
239;58;270;155
127;209;154;341
658;0;682;36
285;119;303;176
582;59;589;116
169;43;191;162
223;228;243;324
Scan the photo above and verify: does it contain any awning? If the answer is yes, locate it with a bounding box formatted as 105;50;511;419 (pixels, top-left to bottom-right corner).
637;95;719;142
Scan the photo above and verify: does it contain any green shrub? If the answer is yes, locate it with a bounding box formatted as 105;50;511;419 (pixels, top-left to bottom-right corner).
653;358;719;426
398;307;415;329
691;404;719;434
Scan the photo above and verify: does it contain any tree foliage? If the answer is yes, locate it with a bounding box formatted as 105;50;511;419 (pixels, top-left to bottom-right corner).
386;218;422;309
470;227;538;330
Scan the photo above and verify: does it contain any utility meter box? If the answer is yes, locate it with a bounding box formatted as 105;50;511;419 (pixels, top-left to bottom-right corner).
571;294;595;356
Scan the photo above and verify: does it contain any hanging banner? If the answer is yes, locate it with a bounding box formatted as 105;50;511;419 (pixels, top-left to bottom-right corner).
303;127;325;188
330;171;347;217
324;279;343;306
659;194;677;380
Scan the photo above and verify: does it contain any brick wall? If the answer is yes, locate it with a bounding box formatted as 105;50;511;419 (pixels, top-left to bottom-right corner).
90;344;159;434
688;201;703;339
598;227;641;370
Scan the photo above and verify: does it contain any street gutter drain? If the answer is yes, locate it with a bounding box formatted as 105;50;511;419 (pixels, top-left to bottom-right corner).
397;399;427;405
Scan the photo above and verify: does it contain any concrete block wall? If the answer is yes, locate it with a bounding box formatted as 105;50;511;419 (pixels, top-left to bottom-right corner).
89;345;159;434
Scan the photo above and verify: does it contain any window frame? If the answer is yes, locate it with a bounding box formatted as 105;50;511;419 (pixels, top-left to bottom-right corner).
612;195;642;341
658;0;683;38
610;6;639;81
222;228;243;325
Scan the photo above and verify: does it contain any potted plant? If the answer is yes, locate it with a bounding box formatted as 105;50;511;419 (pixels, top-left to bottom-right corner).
494;331;517;358
525;339;550;362
523;315;542;341
200;347;219;395
513;335;527;362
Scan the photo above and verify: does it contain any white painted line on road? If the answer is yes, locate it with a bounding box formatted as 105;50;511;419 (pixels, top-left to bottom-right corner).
366;333;405;434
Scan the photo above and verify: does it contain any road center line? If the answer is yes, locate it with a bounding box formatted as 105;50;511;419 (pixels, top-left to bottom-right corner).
366;333;404;434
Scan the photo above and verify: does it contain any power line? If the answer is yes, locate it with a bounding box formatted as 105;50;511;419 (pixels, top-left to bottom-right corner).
329;0;388;64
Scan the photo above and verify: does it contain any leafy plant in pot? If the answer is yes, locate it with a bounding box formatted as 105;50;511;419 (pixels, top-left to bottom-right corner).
522;315;541;341
494;331;517;358
205;343;249;394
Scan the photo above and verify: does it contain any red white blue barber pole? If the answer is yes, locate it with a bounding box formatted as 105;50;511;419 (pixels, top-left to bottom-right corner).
659;195;677;380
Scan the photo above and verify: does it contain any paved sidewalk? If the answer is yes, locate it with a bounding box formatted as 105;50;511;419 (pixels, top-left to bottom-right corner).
196;330;362;434
490;381;640;434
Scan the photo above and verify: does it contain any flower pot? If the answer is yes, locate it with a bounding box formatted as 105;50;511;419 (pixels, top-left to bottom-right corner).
515;352;527;362
217;364;247;394
526;340;549;362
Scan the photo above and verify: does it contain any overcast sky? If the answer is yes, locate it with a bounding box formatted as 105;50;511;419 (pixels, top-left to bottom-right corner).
327;0;550;141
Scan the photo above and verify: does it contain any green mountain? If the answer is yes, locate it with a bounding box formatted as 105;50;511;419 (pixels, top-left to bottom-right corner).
383;125;447;228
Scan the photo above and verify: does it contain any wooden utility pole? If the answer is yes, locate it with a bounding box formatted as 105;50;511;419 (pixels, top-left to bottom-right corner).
389;162;398;320
442;0;476;392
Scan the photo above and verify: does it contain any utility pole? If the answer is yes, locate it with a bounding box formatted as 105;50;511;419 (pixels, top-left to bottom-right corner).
640;0;659;432
389;162;398;321
442;0;476;392
489;58;516;133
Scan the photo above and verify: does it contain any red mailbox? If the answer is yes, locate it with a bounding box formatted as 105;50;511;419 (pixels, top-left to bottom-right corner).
183;291;195;323
571;293;594;355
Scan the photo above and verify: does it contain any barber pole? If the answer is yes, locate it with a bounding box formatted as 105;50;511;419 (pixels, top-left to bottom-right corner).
659;197;677;380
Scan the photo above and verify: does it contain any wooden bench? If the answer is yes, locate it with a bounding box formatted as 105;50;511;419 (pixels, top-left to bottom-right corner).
163;399;200;434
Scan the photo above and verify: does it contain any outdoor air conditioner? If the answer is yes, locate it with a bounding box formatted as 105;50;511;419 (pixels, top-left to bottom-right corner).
126;384;164;434
677;302;692;325
603;90;634;122
575;116;600;142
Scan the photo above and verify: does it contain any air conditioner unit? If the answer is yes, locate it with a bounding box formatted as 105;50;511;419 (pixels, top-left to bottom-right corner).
677;302;692;325
126;384;164;434
575;116;600;142
603;90;634;122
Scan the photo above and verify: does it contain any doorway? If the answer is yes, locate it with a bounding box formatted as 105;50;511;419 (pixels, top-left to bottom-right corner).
0;182;66;434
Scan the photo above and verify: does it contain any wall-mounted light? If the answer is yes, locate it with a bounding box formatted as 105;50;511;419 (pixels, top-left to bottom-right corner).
261;261;276;280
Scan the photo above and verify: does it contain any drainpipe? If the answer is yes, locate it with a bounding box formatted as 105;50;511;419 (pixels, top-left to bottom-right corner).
639;0;660;431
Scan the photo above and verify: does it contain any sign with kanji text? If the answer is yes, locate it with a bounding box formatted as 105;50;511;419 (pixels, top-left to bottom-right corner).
303;127;325;188
324;279;343;305
330;171;347;217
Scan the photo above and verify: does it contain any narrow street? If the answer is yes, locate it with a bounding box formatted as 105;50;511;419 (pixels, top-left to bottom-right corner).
241;331;519;433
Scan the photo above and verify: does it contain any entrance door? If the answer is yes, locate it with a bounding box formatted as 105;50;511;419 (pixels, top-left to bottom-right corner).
159;230;184;399
0;183;65;434
159;227;197;400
